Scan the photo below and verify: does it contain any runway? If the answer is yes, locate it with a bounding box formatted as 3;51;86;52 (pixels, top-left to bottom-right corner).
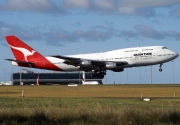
0;84;179;98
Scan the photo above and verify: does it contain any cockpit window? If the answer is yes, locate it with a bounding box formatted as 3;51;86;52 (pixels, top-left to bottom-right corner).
162;47;167;49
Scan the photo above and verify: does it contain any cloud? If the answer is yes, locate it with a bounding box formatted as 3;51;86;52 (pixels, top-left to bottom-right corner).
121;30;138;38
0;21;116;46
0;21;41;46
61;0;180;16
120;24;180;40
169;7;180;18
1;21;180;46
0;0;61;13
94;0;114;10
119;0;180;8
1;0;180;16
163;30;180;40
134;25;164;39
44;27;115;46
62;0;89;9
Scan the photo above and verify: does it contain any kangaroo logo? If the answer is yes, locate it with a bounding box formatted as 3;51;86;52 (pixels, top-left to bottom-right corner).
9;45;36;61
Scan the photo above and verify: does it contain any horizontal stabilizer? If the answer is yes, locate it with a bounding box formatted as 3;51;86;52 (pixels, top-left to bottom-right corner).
5;59;35;64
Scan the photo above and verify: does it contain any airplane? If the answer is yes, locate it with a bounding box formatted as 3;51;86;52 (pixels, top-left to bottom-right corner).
5;35;179;79
0;81;13;85
82;71;99;85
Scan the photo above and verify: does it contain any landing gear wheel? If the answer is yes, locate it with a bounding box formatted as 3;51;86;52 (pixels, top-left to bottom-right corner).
100;74;104;79
91;70;106;78
159;64;163;72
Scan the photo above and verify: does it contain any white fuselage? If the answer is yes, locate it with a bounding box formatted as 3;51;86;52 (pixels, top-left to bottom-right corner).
45;46;178;71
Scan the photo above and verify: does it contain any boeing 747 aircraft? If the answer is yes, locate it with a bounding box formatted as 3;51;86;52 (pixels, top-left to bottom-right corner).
5;35;178;78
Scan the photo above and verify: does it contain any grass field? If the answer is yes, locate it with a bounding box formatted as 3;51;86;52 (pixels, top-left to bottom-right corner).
1;84;180;98
0;84;180;124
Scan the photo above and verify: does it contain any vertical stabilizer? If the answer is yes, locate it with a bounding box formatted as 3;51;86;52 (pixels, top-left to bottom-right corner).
5;36;43;61
5;35;62;71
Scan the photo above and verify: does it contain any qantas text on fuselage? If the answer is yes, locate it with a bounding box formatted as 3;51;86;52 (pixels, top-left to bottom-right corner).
5;35;179;78
134;53;152;56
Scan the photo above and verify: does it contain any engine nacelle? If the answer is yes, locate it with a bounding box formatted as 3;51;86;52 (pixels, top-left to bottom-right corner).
81;60;91;66
106;62;117;69
113;68;124;72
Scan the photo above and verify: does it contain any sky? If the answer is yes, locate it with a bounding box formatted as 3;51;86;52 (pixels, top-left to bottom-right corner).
0;0;180;84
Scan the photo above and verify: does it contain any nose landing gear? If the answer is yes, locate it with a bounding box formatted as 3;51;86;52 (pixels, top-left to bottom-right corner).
159;64;163;72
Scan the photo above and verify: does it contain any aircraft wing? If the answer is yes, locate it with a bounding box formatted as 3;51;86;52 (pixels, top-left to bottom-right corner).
51;55;80;61
51;55;128;71
51;55;104;66
5;59;35;64
51;55;81;66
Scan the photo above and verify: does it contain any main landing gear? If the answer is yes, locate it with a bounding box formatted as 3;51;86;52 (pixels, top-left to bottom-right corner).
159;64;163;72
91;70;106;79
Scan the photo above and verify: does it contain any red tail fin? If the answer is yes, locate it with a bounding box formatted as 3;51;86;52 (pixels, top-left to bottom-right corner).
5;35;62;71
5;36;43;61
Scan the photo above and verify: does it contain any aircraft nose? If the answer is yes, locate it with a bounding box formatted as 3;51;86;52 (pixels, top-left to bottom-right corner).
172;51;179;59
175;52;179;58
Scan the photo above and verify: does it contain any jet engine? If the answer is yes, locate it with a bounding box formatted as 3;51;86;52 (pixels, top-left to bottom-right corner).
112;68;124;72
105;62;117;69
81;60;91;66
